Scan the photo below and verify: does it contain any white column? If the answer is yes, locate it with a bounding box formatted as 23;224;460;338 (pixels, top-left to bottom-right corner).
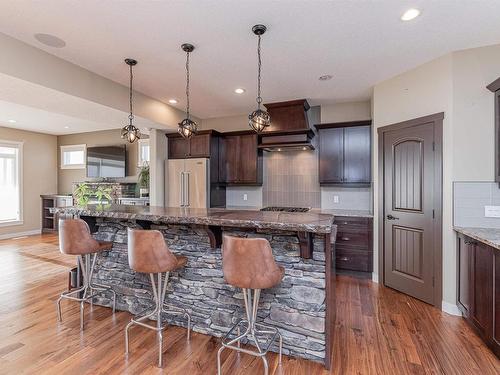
149;129;167;206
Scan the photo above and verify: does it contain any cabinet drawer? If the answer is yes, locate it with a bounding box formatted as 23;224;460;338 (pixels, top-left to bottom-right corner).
336;248;370;272
336;230;369;248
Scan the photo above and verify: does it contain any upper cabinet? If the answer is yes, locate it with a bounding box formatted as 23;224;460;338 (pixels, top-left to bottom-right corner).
315;120;371;185
219;131;263;185
487;77;500;182
167;131;215;159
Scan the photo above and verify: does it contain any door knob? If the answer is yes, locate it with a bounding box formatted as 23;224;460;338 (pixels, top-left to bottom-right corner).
387;214;399;220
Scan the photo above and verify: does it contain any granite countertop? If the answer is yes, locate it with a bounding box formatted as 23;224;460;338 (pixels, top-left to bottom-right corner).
454;227;500;250
51;205;334;234
316;209;373;218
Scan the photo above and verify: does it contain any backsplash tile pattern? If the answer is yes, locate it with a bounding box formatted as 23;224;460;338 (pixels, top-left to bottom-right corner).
263;150;321;208
454;181;500;228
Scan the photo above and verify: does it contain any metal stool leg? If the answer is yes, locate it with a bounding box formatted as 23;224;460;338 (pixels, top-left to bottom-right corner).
217;288;282;375
124;271;191;368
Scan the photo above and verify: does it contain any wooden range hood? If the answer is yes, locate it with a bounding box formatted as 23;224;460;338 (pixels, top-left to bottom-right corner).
258;99;315;151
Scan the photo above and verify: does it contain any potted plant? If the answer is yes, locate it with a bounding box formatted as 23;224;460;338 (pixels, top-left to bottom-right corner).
73;183;91;206
138;164;150;198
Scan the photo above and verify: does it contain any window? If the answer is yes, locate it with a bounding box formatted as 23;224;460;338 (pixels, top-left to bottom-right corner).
0;140;22;225
60;144;86;169
138;139;150;166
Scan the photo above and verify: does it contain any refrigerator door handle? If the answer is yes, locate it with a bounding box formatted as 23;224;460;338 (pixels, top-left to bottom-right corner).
180;171;185;207
185;172;190;207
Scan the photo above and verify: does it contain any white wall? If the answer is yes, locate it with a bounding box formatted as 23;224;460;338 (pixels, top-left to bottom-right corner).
320;101;371;123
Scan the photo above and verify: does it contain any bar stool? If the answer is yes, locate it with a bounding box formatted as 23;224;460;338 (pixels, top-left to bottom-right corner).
217;235;284;375
125;228;191;367
56;218;116;330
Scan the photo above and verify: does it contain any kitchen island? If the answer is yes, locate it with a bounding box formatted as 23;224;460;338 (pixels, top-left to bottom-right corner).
51;205;336;368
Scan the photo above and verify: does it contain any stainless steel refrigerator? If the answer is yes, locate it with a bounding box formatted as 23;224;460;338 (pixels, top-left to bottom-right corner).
165;158;209;208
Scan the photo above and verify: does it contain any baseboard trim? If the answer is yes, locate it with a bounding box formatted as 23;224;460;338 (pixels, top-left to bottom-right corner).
371;273;379;283
0;229;41;240
441;301;462;316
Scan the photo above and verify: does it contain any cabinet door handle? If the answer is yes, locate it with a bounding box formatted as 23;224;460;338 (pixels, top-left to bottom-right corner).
341;237;350;241
340;257;349;261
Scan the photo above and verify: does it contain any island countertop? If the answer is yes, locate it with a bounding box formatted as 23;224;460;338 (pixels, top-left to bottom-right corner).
51;204;335;234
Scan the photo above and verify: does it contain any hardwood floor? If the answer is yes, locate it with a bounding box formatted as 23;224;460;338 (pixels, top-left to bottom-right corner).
0;234;498;374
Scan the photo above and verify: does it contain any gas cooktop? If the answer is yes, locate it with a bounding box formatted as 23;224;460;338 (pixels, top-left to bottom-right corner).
260;206;311;213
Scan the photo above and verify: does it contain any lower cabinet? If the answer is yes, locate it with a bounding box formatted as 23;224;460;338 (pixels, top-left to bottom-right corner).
456;234;500;358
334;216;373;272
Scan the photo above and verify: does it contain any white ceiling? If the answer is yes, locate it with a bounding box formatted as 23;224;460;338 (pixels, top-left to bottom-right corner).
1;0;500;120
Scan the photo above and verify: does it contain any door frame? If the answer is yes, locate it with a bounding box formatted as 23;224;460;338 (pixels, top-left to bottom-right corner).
377;112;444;309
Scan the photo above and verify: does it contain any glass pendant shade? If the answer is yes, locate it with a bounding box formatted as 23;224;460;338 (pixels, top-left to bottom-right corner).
121;123;141;143
248;108;270;133
178;118;198;139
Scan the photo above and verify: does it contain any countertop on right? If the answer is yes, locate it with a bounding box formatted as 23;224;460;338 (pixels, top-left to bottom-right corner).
454;226;500;251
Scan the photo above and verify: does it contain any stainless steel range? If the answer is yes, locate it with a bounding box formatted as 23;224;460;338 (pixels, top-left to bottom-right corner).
260;206;311;213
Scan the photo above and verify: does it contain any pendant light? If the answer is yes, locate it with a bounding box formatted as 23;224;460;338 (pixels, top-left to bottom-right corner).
178;43;198;139
248;24;270;133
121;58;141;143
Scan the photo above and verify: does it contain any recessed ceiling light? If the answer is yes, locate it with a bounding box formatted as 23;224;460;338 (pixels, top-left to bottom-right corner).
168;99;178;104
234;88;246;94
34;33;66;48
64;126;69;129
401;8;421;21
319;75;333;81
7;119;16;123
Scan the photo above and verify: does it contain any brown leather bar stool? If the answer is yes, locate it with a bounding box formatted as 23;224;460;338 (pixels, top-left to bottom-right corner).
125;228;191;367
217;235;284;375
56;218;116;330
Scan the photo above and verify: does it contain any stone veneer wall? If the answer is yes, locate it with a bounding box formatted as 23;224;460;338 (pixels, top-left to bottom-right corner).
91;218;327;362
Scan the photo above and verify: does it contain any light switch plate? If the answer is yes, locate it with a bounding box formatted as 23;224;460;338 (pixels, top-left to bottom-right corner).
243;194;248;201
484;205;500;217
333;195;339;203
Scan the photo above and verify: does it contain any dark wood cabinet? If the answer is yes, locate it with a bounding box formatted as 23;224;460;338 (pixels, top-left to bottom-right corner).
456;233;500;358
167;131;214;159
219;131;262;185
334;216;373;273
315;121;371;185
41;195;73;233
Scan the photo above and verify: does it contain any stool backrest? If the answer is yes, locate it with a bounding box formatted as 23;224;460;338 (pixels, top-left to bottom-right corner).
127;229;178;273
59;218;100;255
222;235;283;289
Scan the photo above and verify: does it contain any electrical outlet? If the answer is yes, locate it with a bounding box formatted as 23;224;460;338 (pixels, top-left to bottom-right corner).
333;195;339;204
243;194;248;201
485;205;500;217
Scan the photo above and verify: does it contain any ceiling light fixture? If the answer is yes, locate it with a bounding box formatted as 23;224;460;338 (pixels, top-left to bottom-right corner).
319;74;333;81
401;8;421;21
234;88;246;94
178;43;198;139
64;126;69;129
169;99;179;104
248;24;271;133
120;58;141;143
7;119;16;123
34;33;66;48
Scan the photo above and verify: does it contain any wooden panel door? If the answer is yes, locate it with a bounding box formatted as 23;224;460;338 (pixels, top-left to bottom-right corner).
168;137;189;159
457;235;473;316
470;242;493;337
223;135;240;183
383;122;436;304
344;125;371;183
319;128;343;183
189;133;211;158
238;133;258;183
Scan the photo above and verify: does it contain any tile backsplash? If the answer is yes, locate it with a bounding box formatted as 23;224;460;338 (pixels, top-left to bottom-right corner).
454;181;500;228
263;150;321;208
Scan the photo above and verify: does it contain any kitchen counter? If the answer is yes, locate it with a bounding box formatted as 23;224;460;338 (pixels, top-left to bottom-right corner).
51;204;334;234
50;204;336;367
317;209;373;218
454;227;500;250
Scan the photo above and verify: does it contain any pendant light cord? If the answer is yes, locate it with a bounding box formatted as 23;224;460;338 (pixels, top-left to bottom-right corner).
129;63;134;123
186;51;191;120
257;34;262;109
